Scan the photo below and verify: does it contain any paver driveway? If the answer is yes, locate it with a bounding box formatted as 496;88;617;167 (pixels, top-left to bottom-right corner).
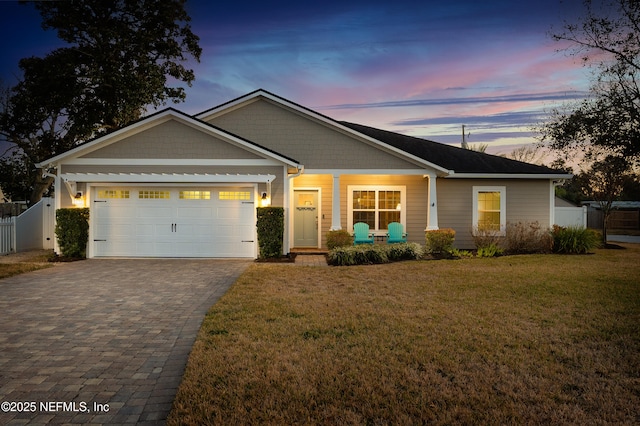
0;258;251;425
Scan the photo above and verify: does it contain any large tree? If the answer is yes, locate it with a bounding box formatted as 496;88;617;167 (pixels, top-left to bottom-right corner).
0;0;201;204
542;0;640;165
580;155;630;244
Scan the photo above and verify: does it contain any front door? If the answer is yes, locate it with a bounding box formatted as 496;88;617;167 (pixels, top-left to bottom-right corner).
294;190;318;247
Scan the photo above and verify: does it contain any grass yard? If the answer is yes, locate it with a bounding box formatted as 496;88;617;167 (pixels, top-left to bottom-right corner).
169;245;640;425
0;250;53;280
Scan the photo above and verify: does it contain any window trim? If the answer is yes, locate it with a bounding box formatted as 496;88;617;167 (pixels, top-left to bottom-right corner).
347;185;406;233
472;186;506;235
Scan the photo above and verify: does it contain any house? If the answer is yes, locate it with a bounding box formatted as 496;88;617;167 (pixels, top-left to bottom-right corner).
36;89;571;258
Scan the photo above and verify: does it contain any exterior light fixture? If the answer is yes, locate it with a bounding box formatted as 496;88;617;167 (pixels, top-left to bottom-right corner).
260;192;271;207
72;191;85;207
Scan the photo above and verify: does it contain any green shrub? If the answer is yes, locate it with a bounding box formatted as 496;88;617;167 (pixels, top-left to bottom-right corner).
327;243;423;266
256;207;284;258
450;248;474;258
551;225;601;254
425;228;455;255
477;243;504;258
55;208;90;258
326;230;353;249
387;242;424;261
505;221;553;254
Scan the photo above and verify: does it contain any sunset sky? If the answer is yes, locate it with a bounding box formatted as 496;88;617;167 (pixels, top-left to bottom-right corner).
0;0;590;155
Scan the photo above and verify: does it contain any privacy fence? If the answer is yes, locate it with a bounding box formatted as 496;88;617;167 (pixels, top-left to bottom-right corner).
0;197;55;255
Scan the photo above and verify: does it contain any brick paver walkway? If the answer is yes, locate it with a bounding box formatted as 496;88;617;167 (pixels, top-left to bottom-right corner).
0;258;250;425
294;254;328;266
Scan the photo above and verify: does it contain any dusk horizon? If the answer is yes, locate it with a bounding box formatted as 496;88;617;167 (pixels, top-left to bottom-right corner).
0;0;590;157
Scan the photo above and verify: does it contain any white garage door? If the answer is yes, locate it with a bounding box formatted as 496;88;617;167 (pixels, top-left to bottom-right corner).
92;187;256;257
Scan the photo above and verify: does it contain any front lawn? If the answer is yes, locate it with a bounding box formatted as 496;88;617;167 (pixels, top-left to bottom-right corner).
0;250;53;280
169;246;640;425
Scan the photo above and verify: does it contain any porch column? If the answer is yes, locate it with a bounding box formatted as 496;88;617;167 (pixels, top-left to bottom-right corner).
427;174;439;230
330;174;342;230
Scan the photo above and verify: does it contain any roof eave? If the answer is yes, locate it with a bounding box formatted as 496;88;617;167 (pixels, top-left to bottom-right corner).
444;173;573;179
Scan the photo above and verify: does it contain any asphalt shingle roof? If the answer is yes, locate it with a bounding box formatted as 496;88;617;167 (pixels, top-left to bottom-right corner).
340;121;563;175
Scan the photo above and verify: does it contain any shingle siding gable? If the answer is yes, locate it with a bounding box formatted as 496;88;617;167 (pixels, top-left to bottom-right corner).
206;98;424;170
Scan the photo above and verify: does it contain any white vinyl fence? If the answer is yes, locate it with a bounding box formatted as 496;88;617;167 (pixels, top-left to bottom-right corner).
0;197;55;255
555;206;588;228
0;217;15;255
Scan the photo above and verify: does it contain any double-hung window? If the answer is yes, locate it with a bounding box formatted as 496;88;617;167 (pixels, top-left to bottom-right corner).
472;186;506;235
347;186;406;233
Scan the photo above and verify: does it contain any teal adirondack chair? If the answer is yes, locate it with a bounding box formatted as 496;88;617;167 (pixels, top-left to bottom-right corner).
386;222;407;243
353;222;374;245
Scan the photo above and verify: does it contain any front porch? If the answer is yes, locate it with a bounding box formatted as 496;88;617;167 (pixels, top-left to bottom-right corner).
288;172;439;250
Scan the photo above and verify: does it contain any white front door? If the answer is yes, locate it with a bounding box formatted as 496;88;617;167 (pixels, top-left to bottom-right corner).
92;187;255;257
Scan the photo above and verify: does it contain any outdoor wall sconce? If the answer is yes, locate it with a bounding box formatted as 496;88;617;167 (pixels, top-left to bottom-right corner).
72;191;85;207
260;191;271;207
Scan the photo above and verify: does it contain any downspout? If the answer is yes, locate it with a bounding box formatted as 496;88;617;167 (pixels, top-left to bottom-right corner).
550;179;566;228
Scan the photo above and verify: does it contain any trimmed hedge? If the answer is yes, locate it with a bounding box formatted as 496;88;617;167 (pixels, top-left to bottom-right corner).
425;228;455;255
326;229;353;249
327;243;423;266
55;208;90;258
256;207;284;258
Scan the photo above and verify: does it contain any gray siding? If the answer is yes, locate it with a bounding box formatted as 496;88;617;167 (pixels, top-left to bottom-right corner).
437;179;552;249
208;99;423;170
81;119;262;160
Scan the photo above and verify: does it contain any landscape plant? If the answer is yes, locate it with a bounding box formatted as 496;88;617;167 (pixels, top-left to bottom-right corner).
327;242;422;266
256;207;284;258
425;228;455;256
472;226;505;256
504;221;553;254
326;230;353;249
54;208;89;258
551;225;601;254
476;242;504;258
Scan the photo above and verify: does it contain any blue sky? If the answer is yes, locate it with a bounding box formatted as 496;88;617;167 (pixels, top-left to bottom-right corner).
0;0;589;155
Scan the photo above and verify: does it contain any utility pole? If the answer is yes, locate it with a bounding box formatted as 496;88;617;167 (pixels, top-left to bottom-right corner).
461;125;469;149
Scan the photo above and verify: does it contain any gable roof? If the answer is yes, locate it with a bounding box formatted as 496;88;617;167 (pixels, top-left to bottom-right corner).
39;89;571;180
340;122;570;178
196;89;452;174
201;90;570;178
37;107;301;168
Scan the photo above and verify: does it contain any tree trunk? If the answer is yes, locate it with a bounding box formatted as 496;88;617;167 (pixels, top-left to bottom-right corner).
29;173;54;206
602;210;610;246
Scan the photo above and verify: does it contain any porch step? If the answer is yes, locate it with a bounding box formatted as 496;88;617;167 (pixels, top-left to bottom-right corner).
291;248;329;255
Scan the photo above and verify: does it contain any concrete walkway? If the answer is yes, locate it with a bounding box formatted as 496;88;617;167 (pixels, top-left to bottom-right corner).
607;234;640;244
0;258;250;425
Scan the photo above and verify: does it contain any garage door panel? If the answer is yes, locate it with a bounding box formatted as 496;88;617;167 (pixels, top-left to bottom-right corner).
216;206;250;220
96;224;134;237
95;240;137;257
177;207;214;218
137;206;172;218
92;187;256;258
